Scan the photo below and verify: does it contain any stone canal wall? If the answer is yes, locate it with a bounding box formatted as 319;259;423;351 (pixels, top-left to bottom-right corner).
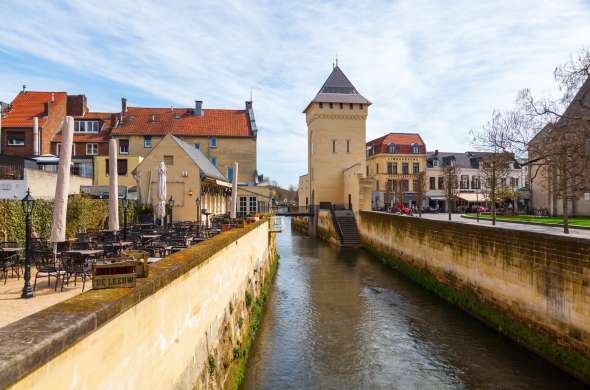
0;220;277;390
358;211;590;383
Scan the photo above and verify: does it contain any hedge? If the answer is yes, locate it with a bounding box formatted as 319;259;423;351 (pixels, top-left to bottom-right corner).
0;195;137;244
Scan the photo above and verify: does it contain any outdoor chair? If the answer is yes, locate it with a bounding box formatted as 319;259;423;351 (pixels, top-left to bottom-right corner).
1;253;20;285
32;250;61;291
60;253;91;292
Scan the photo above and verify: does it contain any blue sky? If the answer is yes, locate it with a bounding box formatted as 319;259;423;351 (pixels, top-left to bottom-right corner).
1;1;589;187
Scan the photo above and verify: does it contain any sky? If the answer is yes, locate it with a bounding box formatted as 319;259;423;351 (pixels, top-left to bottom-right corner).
1;1;589;187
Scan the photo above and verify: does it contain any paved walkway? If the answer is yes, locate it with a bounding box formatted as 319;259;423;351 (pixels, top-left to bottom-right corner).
418;213;590;240
0;275;83;329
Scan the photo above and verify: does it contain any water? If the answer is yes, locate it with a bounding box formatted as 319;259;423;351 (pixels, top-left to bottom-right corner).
242;219;585;389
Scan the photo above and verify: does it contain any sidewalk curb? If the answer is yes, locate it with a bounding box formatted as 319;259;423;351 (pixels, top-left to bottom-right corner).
461;215;590;231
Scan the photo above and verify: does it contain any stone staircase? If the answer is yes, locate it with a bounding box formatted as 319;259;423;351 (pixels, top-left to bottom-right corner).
333;209;361;247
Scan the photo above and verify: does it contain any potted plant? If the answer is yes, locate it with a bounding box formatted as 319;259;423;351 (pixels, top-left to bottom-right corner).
222;216;231;232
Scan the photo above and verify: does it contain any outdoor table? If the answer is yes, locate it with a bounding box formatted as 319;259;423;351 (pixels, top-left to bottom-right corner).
111;241;133;248
0;247;23;253
141;235;161;240
64;249;104;262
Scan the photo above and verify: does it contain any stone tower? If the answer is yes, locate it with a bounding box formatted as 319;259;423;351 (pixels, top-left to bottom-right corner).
303;65;371;207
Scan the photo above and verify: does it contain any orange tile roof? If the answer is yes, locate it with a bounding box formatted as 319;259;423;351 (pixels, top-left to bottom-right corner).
1;91;67;128
367;132;426;154
111;107;253;137
53;112;114;143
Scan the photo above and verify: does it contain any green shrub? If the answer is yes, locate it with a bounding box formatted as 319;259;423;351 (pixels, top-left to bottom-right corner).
245;291;252;307
208;354;216;375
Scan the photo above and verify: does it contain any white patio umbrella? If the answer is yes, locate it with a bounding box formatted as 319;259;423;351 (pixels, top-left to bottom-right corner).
50;116;74;244
230;161;239;219
108;139;119;231
156;161;167;225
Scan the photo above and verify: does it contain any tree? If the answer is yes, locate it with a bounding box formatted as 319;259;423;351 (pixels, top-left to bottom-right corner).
471;48;590;233
415;171;426;218
479;153;512;225
441;162;459;221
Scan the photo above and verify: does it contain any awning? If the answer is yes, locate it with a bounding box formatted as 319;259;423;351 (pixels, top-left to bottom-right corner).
457;193;488;202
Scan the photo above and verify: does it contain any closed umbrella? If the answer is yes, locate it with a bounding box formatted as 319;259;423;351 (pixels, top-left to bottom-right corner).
108;139;119;231
156;161;167;225
50;116;74;244
230;161;238;219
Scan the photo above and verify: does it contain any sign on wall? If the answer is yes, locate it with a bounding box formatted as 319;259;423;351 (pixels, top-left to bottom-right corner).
270;216;283;232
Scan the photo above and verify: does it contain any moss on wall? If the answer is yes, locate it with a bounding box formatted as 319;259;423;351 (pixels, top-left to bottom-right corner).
359;210;590;384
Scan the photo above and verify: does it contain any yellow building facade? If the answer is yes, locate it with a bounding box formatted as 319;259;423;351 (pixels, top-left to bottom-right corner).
365;133;427;207
303;65;371;209
93;155;143;187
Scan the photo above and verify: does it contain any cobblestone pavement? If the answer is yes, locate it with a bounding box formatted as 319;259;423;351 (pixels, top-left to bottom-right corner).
412;213;590;240
0;274;83;329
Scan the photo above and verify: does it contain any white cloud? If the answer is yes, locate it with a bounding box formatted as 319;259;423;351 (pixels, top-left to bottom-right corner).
0;0;589;186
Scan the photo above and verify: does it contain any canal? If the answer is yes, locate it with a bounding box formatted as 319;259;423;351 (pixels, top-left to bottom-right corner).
242;219;585;389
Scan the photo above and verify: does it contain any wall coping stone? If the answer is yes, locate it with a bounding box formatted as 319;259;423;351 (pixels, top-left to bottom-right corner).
362;210;590;246
0;219;268;389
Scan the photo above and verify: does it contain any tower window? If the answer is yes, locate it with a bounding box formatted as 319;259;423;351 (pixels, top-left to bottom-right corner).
319;102;323;109
339;103;343;109
349;103;353;109
329;102;333;109
360;104;364;110
346;139;350;153
332;140;336;153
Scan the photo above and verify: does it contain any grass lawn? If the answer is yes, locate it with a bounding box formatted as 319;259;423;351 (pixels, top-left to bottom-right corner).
463;214;590;227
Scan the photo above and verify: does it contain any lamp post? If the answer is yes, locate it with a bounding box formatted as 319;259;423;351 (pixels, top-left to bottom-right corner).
21;188;35;299
122;192;129;240
168;196;175;226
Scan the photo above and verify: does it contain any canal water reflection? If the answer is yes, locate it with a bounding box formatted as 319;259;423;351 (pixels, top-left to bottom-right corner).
242;219;584;389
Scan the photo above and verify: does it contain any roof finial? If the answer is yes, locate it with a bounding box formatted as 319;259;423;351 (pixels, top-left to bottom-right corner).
335;53;338;68
250;86;253;102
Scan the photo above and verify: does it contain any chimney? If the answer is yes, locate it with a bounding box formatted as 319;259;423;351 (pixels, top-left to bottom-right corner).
33;117;39;156
194;100;203;116
245;101;252;110
21;84;26;94
121;98;128;113
51;93;55;103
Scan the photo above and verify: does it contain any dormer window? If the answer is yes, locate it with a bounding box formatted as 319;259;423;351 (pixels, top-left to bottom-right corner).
411;143;420;154
149;114;160;122
209;137;217;148
433;159;439;167
387;143;396;154
74;120;101;133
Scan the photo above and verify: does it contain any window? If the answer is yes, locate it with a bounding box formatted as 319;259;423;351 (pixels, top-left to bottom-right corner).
239;196;247;213
376;180;380;191
164;155;174;166
329;102;333;109
194;143;200;150
387;143;396;154
72;143;76;156
119;139;129;154
387;162;397;174
339;103;343;109
319;102;323;109
7;132;25;146
349;103;353;109
413;162;420;174
402;162;409;175
209;137;217;148
249;196;257;212
74;121;101;133
144;136;152;148
386;179;394;192
470;158;480;169
429;177;436;190
211;157;217;166
360;104;364;110
149;114;160;122
86;143;98;155
472;176;481;189
56;143;61;156
510;177;519;188
438;177;444;189
433;159;439;167
346;139;350;153
376;163;379;174
332;140;336;153
411;143;420;154
413;180;419;192
227;166;234;181
460;175;469;189
401;180;409;192
366;165;369;177
72;161;93;177
105;159;128;176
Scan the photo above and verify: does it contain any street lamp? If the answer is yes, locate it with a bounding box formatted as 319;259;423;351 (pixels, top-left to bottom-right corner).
21;188;35;299
168;196;175;226
122;192;129;240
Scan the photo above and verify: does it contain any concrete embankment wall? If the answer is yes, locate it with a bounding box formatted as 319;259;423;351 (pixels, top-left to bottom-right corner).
358;211;590;383
1;220;276;390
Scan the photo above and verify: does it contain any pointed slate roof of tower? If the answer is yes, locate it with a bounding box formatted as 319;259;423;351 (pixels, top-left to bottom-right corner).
304;65;371;112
